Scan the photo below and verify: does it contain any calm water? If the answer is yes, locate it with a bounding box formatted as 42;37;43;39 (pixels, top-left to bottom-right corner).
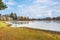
6;21;60;32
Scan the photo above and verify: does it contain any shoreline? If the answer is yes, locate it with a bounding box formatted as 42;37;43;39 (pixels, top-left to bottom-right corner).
1;27;60;34
0;27;60;40
17;27;60;34
0;21;60;33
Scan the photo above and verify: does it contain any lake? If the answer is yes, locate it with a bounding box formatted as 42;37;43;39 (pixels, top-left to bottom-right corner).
6;21;60;32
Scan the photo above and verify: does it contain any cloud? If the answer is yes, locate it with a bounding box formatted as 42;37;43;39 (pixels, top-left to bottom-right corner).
3;0;60;18
17;0;48;17
16;0;60;18
4;0;16;5
47;10;52;17
2;0;5;2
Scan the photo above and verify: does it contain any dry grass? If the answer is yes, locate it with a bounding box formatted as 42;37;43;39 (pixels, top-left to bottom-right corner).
0;27;60;40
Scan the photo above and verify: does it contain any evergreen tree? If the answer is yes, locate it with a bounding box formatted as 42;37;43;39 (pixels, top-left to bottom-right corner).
0;13;1;16
10;12;17;20
0;0;7;10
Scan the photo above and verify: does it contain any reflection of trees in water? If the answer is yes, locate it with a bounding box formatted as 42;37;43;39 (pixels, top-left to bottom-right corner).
45;21;52;23
46;20;60;24
53;20;60;24
20;21;29;24
40;20;60;24
11;21;29;24
10;21;29;27
41;20;52;23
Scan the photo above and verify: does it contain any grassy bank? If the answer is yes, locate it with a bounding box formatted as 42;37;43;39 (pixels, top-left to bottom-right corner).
0;21;60;40
0;21;11;27
0;27;60;40
0;21;7;27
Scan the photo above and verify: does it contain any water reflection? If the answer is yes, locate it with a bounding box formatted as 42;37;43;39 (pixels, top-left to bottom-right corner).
10;21;60;24
10;21;29;24
38;20;60;24
6;21;60;32
53;20;60;24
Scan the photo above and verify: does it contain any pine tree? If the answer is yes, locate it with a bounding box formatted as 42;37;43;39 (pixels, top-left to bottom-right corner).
10;12;17;20
0;0;7;10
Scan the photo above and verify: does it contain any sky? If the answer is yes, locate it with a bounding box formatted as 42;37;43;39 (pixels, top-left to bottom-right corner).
0;0;60;18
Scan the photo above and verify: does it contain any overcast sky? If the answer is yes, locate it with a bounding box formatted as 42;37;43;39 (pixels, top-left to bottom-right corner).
0;0;60;18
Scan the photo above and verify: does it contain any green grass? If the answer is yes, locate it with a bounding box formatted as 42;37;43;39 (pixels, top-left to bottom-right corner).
0;27;60;40
0;21;7;27
0;21;11;27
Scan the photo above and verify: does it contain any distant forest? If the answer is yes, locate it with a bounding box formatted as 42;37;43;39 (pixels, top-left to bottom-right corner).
0;13;60;21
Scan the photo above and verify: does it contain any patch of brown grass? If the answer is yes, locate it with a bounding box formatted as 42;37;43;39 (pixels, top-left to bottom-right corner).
0;27;60;40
